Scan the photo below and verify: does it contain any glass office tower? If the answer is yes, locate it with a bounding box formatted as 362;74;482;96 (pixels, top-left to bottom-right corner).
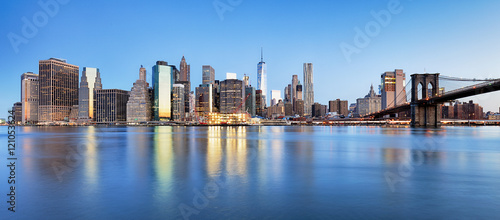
153;61;175;121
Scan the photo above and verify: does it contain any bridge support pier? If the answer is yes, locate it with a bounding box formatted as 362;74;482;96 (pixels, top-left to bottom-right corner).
411;104;441;127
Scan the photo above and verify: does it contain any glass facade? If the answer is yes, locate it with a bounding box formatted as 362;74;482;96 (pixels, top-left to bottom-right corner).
153;61;175;121
202;65;215;85
39;58;79;122
257;61;267;106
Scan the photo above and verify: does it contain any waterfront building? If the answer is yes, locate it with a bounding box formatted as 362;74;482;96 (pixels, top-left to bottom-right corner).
356;85;381;117
285;103;293;116
21;72;39;124
267;100;285;119
257;49;267;106
195;84;214;117
245;86;256;116
271;90;281;106
295;99;304;117
294;83;303;113
153;61;177;121
95;89;129;123
78;67;102;122
454;100;484;120
329;99;349;116
38;58;79;122
312;103;327;118
381;69;406;109
12;102;22;124
303;63;314;116
202;65;215;85
291;75;299;108
442;103;454;119
256;89;265;117
69;105;79;122
172;84;185;121
220;79;244;114
127;66;152;123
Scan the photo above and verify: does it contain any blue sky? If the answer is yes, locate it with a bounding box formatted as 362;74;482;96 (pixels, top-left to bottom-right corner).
2;0;500;119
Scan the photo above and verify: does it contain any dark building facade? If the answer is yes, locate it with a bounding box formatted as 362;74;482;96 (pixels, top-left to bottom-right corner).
220;79;244;114
12;102;22;124
329;99;349;116
454;100;484;120
95;89;130;123
245;87;256;116
256;89;265;117
312;102;326;118
38;58;79;122
295;99;304;117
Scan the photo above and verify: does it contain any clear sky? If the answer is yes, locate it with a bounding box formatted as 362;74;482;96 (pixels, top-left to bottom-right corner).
2;0;500;119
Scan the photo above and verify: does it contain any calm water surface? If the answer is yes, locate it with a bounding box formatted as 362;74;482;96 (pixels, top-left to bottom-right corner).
1;126;500;219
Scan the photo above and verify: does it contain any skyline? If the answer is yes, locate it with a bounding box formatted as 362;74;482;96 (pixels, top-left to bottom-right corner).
2;0;500;119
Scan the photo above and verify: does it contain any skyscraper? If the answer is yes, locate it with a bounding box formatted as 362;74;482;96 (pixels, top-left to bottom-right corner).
127;66;152;123
291;75;298;107
195;84;214;117
257;48;267;106
381;69;406;109
172;84;185;121
294;83;303;114
39;58;79;122
303;63;314;116
21;72;38;124
153;61;176;121
95;89;129;123
245;86;256;116
179;56;191;115
202;65;215;85
220;79;244;114
78;67;102;122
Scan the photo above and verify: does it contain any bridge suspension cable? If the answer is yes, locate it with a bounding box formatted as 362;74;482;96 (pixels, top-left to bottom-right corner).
439;75;500;82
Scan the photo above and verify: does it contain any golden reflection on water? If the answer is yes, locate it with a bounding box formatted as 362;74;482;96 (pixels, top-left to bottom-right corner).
154;126;174;195
84;126;98;186
207;126;222;176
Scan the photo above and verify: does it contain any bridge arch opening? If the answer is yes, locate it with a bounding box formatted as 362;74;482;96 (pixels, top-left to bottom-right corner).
417;82;424;100
427;82;434;98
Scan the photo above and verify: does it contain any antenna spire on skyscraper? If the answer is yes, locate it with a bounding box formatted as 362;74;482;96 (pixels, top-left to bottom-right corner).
261;47;263;62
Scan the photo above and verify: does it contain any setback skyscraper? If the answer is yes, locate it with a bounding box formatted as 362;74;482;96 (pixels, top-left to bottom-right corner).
21;72;39;124
127;66;152;123
78;67;102;122
178;56;191;115
303;63;314;116
38;58;79;122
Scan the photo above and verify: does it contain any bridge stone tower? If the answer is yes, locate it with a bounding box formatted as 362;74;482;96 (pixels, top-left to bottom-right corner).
411;73;441;127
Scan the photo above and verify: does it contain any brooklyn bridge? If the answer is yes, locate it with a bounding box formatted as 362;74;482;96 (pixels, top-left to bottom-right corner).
364;73;500;127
